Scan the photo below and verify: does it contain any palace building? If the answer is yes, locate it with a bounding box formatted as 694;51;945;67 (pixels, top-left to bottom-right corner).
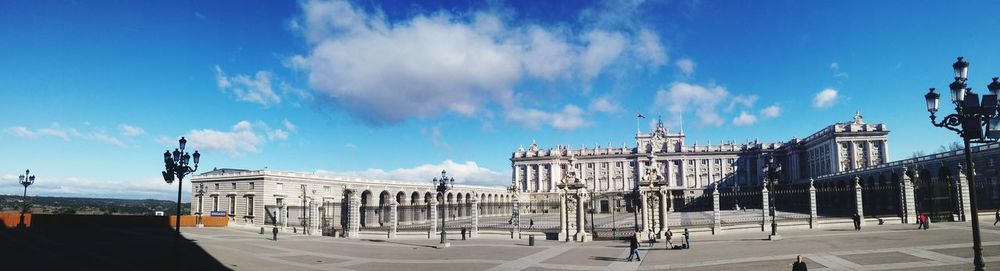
510;112;890;201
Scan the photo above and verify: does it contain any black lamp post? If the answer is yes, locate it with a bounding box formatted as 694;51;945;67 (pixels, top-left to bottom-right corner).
18;169;35;228
433;170;454;246
923;56;1000;271
762;156;781;237
162;137;201;242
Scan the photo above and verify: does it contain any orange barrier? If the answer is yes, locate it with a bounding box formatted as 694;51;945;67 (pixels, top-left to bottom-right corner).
1;214;228;229
0;212;31;228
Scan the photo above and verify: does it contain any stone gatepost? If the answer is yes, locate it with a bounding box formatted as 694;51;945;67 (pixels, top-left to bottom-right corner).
809;179;818;229
429;199;438;238
854;176;864;225
280;204;288;228
901;169;918;224
471;197;479;238
660;189;669;238
512;197;521;239
640;192;649;233
956;168;973;222
761;186;769;232
712;184;720;234
559;191;568;241
389;199;398;239
309;198;320;236
574;191;590;242
347;191;360;238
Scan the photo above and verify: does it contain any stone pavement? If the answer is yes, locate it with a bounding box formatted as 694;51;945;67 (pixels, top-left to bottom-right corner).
182;216;1000;270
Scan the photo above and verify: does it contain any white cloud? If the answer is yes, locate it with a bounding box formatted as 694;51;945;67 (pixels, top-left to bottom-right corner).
315;160;509;186
636;29;667;68
732;111;757;126
505;105;591;131
178;121;264;155
813;88;839;109
676;58;695;76
588;96;620;113
267;129;289;141
119;124;145;136
830;62;848;78
290;0;662;124
4;123;80;141
214;66;281;107
92;132;127;148
282;119;297;133
653;82;728;127
726;94;758;111
760;105;781;118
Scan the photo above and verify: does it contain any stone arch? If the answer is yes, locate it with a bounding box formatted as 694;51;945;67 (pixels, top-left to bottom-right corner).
456;193;464;217
378;191;392;226
360;190;373;227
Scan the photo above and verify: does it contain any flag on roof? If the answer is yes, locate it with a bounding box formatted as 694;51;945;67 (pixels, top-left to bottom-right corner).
637;113;646;118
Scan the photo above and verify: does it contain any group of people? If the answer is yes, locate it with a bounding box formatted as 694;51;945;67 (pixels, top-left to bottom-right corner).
625;228;690;262
917;213;931;230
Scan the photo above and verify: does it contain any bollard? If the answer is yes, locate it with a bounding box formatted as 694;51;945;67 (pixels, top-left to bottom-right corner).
260;227;265;234
529;235;535;246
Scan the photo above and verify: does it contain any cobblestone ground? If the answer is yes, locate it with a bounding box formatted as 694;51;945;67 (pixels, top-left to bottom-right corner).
186;214;1000;271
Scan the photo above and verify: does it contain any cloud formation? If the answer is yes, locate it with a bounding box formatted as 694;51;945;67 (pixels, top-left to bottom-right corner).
676;58;695;76
4;123;80;141
732;111;757;126
813;88;839;109
0;174;185;201
505;105;591;131
119;124;144;136
315;160;509;187
215;66;281;107
760;105;781;118
289;0;665;125
653;82;728;127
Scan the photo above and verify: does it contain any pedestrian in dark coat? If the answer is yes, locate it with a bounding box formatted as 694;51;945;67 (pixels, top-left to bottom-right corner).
994;210;999;227
626;233;641;261
791;255;808;271
852;213;861;231
683;228;691;249
272;226;279;241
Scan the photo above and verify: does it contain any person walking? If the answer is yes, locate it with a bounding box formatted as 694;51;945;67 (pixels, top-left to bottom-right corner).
683;228;691;249
923;214;930;230
529;218;534;229
791;255;808;271
272;226;279;241
852;213;861;231
665;228;674;249
647;230;655;247
917;213;924;229
626;233;641;262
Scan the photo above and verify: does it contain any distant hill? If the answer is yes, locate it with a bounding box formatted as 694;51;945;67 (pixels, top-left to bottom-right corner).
0;195;190;215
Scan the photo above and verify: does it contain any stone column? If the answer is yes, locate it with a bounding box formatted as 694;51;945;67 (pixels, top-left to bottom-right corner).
389;199;398;239
281;204;288;228
809;179;818;229
575;192;589;242
429;199;438;237
659;189;669;238
559;191;568;241
901;171;918;224
761;186;769;232
667;193;675;212
640;191;649;233
712;185;721;234
471;197;479;238
956;169;972;222
512;197;520;239
347;191;360;238
309;198;320;236
854;176;864;225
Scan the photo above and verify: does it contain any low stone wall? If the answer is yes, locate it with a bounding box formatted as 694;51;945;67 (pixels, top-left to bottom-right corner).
0;213;227;229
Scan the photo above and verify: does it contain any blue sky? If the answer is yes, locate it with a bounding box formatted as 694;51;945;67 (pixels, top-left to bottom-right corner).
2;0;1000;201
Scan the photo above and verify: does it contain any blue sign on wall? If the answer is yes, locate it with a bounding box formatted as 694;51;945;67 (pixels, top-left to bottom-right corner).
210;211;227;217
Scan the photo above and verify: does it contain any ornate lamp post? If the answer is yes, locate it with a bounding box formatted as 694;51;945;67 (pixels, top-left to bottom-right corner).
18;169;35;228
762;156;781;237
433;170;454;246
922;56;1000;271
161;137;201;242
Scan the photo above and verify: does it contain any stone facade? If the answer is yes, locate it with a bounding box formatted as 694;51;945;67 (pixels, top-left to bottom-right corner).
510;113;890;202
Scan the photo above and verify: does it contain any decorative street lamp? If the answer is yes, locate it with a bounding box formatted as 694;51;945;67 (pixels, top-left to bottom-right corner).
18;169;35;228
923;56;1000;271
162;137;201;242
762;155;781;238
433;170;455;246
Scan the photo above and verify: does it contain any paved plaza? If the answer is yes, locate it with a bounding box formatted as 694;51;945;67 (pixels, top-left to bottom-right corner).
181;216;1000;270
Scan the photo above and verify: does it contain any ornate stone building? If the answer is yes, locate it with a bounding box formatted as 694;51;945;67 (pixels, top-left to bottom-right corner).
511;113;890;201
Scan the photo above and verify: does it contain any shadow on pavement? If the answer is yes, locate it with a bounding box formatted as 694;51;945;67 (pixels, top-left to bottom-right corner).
591;256;627;262
364;238;438;248
0;214;230;271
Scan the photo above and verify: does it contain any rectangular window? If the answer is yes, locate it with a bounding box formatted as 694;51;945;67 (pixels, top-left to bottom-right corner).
249;182;255;190
212;197;219;211
229;196;236;215
214;183;219;190
701;160;708;165
276;198;283;206
715;159;721;164
324;186;331;193
246;197;255;216
276;183;283;191
231;182;236;189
